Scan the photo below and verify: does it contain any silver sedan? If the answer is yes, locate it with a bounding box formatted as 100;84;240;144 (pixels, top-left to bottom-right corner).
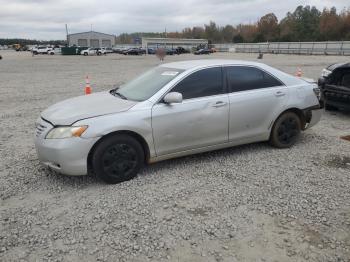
35;60;322;184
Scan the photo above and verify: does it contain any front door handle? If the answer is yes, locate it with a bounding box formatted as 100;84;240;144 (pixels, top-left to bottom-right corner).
213;101;227;108
275;91;285;97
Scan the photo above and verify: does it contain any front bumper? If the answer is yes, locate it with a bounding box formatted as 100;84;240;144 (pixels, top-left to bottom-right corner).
319;80;350;110
323;86;350;110
34;118;99;176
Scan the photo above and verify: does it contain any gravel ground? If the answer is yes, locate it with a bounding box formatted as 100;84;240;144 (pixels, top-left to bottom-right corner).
0;50;349;262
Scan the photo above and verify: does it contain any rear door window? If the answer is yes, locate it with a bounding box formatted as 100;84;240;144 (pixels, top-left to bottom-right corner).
226;66;283;93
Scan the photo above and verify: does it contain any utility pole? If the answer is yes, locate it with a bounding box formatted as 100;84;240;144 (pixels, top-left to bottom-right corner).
65;24;69;45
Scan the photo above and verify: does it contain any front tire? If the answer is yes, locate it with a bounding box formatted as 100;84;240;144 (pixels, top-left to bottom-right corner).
270;112;301;148
92;135;144;184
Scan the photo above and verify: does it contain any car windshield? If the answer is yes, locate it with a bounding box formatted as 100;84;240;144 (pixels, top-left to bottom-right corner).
115;67;184;101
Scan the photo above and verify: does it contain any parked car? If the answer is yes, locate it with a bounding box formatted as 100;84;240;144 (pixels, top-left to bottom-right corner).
123;48;143;55
35;60;321;184
112;47;124;54
147;48;156;54
194;49;211;55
32;46;52;55
101;47;113;54
48;48;61;55
81;48;106;56
96;48;107;55
175;47;190;54
80;48;96;56
318;62;350;111
166;48;176;55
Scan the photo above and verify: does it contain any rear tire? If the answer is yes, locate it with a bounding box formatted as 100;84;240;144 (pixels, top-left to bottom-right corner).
270;112;301;148
83;53;88;56
92;135;144;184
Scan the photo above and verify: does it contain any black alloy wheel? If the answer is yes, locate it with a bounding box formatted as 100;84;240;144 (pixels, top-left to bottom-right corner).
102;143;137;178
270;112;301;148
92;134;144;184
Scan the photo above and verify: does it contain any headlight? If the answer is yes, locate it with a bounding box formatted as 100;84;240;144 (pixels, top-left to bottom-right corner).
45;126;88;139
321;69;332;78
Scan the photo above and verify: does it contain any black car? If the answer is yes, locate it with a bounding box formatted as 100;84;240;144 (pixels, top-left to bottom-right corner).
166;49;176;55
123;48;143;55
194;49;211;55
318;62;350;111
112;48;124;54
147;48;156;54
175;47;190;54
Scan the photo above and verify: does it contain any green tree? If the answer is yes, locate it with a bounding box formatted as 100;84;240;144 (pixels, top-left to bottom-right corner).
319;7;342;40
204;21;221;42
222;25;235;43
257;13;279;41
192;26;205;39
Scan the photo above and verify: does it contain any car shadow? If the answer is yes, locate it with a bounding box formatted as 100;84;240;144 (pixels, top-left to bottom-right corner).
39;141;272;188
139;142;272;177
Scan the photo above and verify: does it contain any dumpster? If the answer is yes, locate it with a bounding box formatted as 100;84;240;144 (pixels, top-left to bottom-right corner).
61;46;88;55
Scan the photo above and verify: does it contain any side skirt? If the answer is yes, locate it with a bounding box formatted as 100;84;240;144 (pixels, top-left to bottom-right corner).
148;134;267;164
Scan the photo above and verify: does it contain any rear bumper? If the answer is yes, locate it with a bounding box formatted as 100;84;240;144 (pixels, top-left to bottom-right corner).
303;105;322;129
307;108;322;129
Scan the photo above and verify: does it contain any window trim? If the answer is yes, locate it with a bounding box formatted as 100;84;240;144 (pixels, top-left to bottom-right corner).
158;66;226;103
224;65;285;94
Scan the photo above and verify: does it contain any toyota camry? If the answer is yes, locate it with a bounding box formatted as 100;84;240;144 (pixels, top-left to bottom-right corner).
35;60;322;184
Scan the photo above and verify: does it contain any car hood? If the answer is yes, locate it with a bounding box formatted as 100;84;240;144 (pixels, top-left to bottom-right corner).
41;91;137;125
328;62;350;71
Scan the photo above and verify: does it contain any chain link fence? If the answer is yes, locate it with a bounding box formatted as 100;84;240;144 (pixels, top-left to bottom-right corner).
214;41;350;55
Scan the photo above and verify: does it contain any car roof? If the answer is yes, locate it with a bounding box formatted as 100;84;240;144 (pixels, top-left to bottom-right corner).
161;59;267;70
161;59;305;86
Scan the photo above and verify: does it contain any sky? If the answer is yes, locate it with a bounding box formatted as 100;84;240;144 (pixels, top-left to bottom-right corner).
0;0;349;40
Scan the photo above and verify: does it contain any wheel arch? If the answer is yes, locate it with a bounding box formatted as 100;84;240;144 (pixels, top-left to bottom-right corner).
87;130;151;173
271;107;307;132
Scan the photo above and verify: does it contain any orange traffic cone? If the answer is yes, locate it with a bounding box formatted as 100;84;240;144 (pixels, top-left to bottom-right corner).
85;75;92;95
296;67;302;77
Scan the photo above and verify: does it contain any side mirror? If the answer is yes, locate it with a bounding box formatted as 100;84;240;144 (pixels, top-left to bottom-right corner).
163;92;183;104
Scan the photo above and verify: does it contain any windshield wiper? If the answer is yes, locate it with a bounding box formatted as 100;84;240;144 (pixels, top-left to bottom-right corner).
110;88;127;100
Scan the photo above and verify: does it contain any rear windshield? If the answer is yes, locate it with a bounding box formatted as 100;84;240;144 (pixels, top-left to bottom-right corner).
117;67;184;101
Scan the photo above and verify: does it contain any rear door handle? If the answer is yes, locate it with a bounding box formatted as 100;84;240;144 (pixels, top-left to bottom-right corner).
275;91;285;97
213;101;227;108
